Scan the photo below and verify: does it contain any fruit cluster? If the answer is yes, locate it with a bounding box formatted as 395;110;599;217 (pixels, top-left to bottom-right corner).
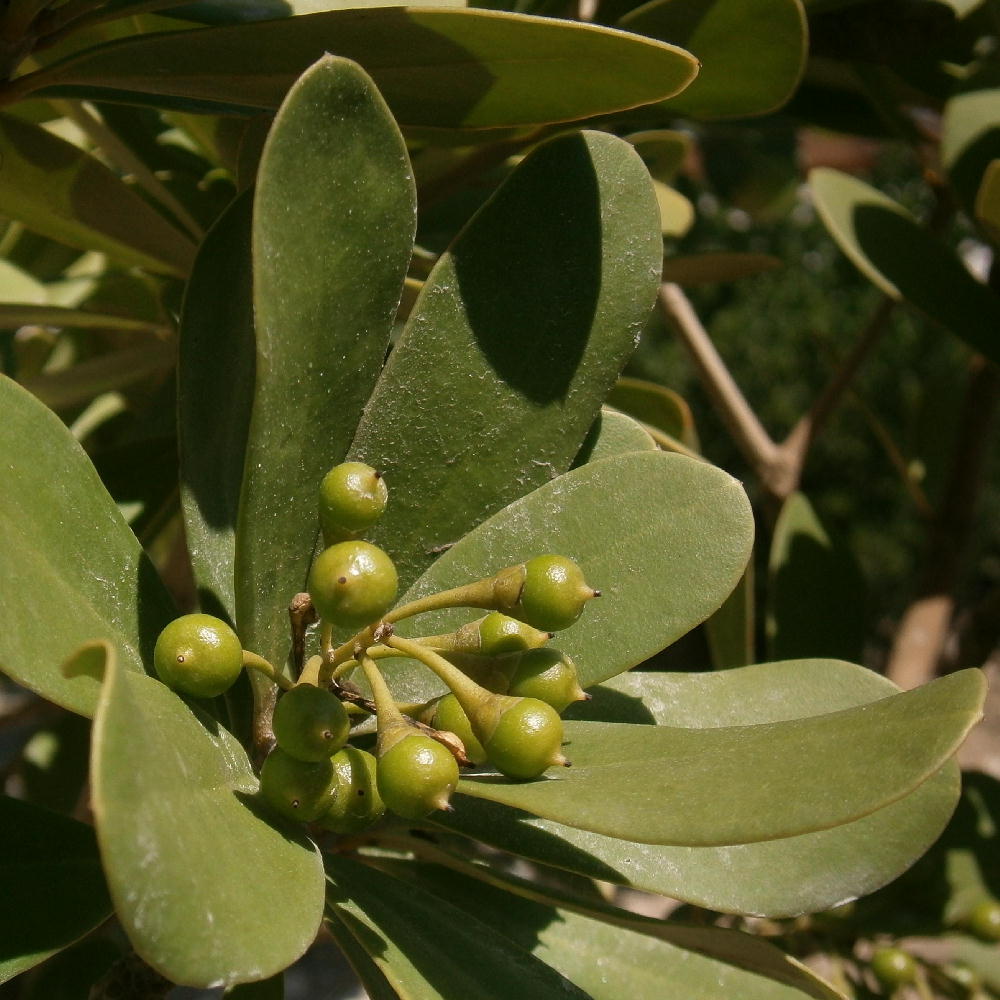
152;462;599;831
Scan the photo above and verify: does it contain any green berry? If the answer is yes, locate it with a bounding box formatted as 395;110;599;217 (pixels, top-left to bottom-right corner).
259;748;337;823
316;747;385;834
482;697;566;780
319;462;388;542
377;733;459;820
516;555;598;632
153;613;243;698
870;947;917;990
968;899;1000;941
308;540;398;630
432;693;486;764
273;684;350;762
478;612;552;656
506;648;587;712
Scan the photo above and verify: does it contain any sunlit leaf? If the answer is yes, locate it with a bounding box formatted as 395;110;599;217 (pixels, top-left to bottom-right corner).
91;642;324;987
573;406;657;467
349;130;662;591
810;167;1000;364
21;10;699;128
235;56;415;670
453;669;983;846
0;114;195;275
0;376;174;717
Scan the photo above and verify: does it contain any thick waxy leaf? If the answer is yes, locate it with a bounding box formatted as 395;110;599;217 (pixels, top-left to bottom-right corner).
573;406;657;467
654;181;694;236
454;669;983;846
325;856;591;1000
0;796;112;983
438;660;963;915
91;642;324;988
810;167;1000;364
370;861;842;1000
607;375;698;447
152;0;466;25
0;376;174;717
942;86;1000;216
0;114;194;276
236;56;415;669
22;9;699;128
383;450;753;701
621;0;806;118
179;191;255;623
767;492;865;662
324;912;399;1000
705;560;754;669
349;130;663;590
0;304;166;333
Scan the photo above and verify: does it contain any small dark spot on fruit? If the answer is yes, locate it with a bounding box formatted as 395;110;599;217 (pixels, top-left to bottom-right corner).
357;789;365;796
338;576;347;585
291;799;300;808
176;655;185;663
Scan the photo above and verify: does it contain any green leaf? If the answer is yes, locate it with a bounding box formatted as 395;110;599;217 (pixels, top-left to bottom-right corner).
810;167;1000;365
179;190;255;623
91;641;324;988
653;180;694;236
382;450;753;702
974;158;1000;244
573;406;657;467
235;55;415;670
660;252;782;285
942;85;1000;217
324;855;591;1000
607;375;699;448
324;909;400;1000
454;669;984;846
23;9;699;128
705;558;754;669
767;492;866;662
627;128;690;181
0;795;112;984
369;860;843;1000
0;376;175;717
437;661;965;915
349;130;663;590
620;0;807;118
0;303;168;333
0;114;195;276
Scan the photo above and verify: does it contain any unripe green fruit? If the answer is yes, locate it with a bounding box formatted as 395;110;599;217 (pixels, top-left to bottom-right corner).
308;540;398;630
516;555;598;632
316;747;385;834
153;613;243;698
507;648;587;712
967;899;1000;941
377;733;459;819
260;748;337;822
273;684;350;762
482;697;565;780
319;462;388;541
870;947;917;990
432;694;486;764
478;612;552;656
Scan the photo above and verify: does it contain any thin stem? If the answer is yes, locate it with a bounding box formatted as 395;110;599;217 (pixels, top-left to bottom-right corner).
658;282;781;478
241;650;292;691
358;654;406;733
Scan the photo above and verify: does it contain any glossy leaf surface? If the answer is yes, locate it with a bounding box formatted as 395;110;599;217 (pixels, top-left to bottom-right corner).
372;860;842;1000
810;167;1000;364
438;661;965;914
0;376;174;717
0;796;112;984
179;191;255;623
621;0;806;118
767;492;865;662
91;643;324;988
236;56;415;669
0;114;194;276
325;855;591;999
349;130;662;590
384;451;753;701
942;86;1000;216
25;9;698;128
454;669;983;846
